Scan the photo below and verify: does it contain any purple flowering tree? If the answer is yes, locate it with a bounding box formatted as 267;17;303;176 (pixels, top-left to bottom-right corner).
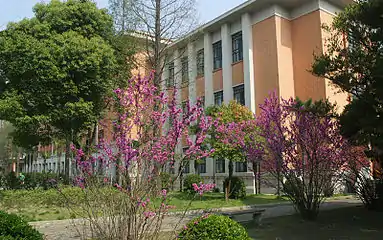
252;92;348;220
65;72;215;239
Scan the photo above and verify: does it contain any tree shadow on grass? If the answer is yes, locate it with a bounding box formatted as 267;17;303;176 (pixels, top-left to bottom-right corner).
246;205;383;240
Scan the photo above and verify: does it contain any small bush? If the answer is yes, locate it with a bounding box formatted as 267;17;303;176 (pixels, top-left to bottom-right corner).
223;177;246;199
178;214;251;240
183;174;203;192
4;172;21;190
0;211;43;240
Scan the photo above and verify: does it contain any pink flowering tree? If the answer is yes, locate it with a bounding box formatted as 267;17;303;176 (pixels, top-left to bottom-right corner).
248;92;348;220
64;72;215;240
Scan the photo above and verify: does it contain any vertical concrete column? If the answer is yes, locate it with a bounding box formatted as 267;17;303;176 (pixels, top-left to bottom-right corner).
221;23;233;103
204;32;214;106
242;13;256;113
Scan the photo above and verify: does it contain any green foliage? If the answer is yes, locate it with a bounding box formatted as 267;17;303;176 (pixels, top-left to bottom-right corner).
312;0;383;166
2;172;60;190
0;0;133;154
183;174;203;192
205;101;255;163
178;214;251;240
0;211;43;240
223;177;246;199
160;172;171;190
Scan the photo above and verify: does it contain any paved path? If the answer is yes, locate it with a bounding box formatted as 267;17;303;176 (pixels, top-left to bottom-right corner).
30;197;361;240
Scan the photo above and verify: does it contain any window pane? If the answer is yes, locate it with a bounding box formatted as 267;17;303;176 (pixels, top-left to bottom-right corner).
232;32;243;63
233;84;245;105
197;49;204;76
182;57;188;83
213;41;222;70
235;161;247;172
216;158;225;173
196;159;206;174
167;62;175;86
214;91;223;106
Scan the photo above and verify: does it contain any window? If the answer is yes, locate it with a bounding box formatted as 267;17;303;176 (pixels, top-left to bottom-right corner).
216;158;225;173
167;62;175;86
182;57;189;84
197;49;204;76
53;162;56;172
214;91;223;106
233;84;245;105
213;41;222;70
183;161;190;174
236;161;247;172
232;32;243;63
196;159;206;174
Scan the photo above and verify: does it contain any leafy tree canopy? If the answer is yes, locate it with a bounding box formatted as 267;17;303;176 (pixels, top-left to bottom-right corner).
205;101;254;162
312;0;383;162
0;0;127;149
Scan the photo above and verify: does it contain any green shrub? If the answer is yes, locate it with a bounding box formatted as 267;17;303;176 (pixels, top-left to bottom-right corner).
24;172;59;190
4;172;21;190
0;211;43;240
183;174;203;192
178;214;251;240
223;177;246;199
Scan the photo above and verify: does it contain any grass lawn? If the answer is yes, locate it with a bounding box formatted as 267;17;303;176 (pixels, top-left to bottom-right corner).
0;188;287;222
245;206;383;240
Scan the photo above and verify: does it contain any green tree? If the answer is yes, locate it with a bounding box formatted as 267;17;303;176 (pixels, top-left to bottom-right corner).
312;0;383;170
0;0;130;182
205;101;255;197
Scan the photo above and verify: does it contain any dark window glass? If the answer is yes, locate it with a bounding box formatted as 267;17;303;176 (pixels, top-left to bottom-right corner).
214;91;223;106
215;158;225;173
196;159;206;174
197;49;204;76
167;62;175;86
213;41;222;70
182;57;188;84
233;84;245;105
235;161;247;172
232;32;243;63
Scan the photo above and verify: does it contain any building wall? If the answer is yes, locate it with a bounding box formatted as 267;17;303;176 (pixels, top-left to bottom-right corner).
292;10;326;102
253;16;279;114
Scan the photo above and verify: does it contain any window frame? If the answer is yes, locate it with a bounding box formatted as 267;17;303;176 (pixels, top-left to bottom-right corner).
197;49;204;77
214;91;224;106
233;84;245;106
181;56;189;84
215;158;226;173
196;158;207;174
213;41;222;70
232;31;243;63
167;62;175;87
235;161;247;172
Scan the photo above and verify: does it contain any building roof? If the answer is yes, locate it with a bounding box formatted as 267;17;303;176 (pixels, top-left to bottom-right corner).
170;0;354;48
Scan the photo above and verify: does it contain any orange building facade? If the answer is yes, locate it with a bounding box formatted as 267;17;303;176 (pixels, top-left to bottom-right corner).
160;0;353;193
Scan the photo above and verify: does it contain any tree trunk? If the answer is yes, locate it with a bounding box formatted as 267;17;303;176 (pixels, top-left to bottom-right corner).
257;162;261;194
64;137;71;185
153;0;162;88
225;159;234;200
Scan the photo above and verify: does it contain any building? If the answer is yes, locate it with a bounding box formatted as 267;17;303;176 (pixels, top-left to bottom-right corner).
24;0;354;193
161;0;352;193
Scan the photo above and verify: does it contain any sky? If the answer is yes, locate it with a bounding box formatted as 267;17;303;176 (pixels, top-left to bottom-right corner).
0;0;246;30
